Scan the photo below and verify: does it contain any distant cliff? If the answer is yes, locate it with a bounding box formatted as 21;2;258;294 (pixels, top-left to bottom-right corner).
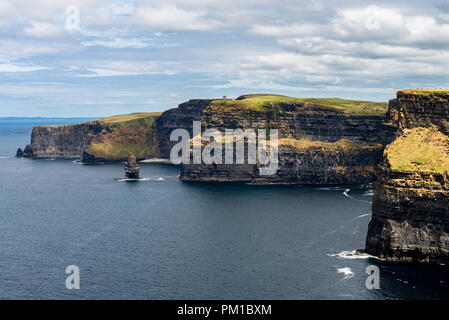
365;90;449;263
18;113;161;161
17;99;216;162
180;95;395;185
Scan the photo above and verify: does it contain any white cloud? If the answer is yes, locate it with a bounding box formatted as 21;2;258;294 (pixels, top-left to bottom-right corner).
79;61;178;77
81;37;152;48
23;21;63;38
0;59;46;72
306;75;341;84
133;5;217;31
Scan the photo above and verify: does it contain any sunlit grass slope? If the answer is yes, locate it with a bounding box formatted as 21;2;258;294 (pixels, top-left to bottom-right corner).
211;94;387;115
90;112;162;160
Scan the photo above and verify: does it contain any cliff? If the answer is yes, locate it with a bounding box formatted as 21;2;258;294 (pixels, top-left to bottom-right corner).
19;112;161;161
155;99;214;158
365;90;449;263
180;94;394;184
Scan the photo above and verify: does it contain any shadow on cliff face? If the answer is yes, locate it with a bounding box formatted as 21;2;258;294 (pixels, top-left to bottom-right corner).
367;259;449;299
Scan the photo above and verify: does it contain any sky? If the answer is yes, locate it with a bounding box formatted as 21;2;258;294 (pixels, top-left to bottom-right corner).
1;0;449;117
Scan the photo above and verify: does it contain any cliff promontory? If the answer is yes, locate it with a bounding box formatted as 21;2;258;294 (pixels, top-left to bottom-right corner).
18;112;161;161
365;90;449;263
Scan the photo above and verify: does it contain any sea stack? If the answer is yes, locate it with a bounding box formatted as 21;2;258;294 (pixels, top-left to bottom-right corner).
16;145;33;158
124;154;140;179
365;89;449;263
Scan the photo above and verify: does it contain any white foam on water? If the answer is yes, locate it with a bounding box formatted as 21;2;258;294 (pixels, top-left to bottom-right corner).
0;156;12;159
115;177;167;182
342;189;372;204
318;187;347;191
328;250;379;260
353;213;372;220
139;158;173;164
337;267;355;279
115;178;151;182
363;189;374;196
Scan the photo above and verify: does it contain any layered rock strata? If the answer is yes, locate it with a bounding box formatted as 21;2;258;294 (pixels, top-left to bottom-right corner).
180;97;394;185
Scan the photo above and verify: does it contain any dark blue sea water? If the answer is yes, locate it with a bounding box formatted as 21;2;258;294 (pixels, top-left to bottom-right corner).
1;119;449;300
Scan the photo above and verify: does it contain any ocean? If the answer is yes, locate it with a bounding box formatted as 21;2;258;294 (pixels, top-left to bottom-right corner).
1;118;449;299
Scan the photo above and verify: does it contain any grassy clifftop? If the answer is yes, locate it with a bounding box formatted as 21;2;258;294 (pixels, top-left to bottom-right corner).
211;94;387;115
90;112;161;160
385;127;449;174
397;89;449;96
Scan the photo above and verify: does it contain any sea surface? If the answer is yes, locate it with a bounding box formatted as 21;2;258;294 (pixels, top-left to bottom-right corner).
1;118;449;300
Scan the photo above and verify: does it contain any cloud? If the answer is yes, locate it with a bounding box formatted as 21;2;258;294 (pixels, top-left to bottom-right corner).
23;21;63;38
1;0;449;116
133;5;217;31
306;75;341;84
78;61;178;77
81;37;152;48
0;58;46;72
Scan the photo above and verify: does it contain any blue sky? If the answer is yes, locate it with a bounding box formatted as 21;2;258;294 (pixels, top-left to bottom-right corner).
1;0;449;117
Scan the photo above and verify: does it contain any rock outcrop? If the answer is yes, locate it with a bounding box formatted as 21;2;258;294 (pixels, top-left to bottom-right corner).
16;144;33;158
124;154;140;179
180;96;395;185
365;90;449;263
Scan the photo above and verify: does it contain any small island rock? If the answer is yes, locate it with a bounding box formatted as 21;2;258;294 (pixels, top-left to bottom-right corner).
124;154;140;179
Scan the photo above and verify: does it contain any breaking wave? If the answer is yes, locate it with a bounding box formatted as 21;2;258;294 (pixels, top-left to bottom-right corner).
353;213;371;220
328;250;379;260
337;267;355;279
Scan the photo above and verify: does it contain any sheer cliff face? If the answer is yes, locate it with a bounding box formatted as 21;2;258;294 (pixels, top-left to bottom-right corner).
181;143;383;184
156;99;214;158
366;168;449;262
365;90;449;263
180;100;393;184
201;102;392;145
388;91;449;134
30;122;102;159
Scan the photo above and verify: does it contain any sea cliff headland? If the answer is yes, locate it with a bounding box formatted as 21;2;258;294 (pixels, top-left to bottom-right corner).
365;90;449;263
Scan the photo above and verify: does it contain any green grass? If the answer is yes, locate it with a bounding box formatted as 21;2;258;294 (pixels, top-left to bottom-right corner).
90;112;161;160
397;89;449;96
386;127;449;174
99;112;162;125
211;94;387;115
295;97;387;115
